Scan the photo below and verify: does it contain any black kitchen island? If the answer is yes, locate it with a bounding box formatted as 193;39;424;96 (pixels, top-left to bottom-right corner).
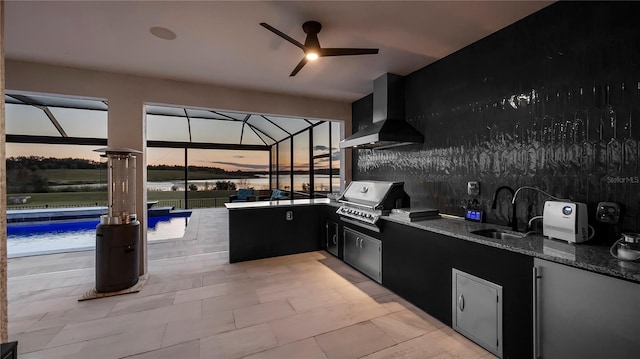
225;199;329;263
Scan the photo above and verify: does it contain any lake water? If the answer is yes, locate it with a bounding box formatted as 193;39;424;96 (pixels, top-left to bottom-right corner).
51;174;340;192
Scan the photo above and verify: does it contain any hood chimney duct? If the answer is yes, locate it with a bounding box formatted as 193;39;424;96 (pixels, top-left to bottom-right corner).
373;73;404;123
340;73;423;149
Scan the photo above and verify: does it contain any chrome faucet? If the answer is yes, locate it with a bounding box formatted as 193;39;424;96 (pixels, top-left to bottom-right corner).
508;186;571;233
491;186;517;231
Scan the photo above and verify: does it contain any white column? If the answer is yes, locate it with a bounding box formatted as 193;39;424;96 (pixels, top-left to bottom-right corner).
0;0;8;343
107;93;148;275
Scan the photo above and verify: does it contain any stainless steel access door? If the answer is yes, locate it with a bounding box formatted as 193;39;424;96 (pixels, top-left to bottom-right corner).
325;221;339;257
452;268;503;358
533;258;640;359
343;227;382;283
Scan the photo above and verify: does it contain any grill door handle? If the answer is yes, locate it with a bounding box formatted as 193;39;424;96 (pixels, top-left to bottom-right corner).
332;234;338;245
458;294;465;311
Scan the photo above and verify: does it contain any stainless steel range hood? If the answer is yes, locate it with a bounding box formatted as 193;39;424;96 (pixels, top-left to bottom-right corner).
340;73;424;150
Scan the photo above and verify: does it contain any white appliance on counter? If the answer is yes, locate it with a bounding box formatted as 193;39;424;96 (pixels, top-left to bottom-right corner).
543;201;589;243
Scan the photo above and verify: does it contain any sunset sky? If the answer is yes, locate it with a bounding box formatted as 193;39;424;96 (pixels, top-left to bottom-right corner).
5;99;340;172
8;143;272;172
7;139;338;172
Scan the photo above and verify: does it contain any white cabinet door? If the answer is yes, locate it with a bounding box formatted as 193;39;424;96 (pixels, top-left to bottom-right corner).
452;268;503;358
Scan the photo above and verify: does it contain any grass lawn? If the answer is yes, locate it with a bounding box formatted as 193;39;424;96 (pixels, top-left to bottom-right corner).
8;192;108;206
34;169;256;185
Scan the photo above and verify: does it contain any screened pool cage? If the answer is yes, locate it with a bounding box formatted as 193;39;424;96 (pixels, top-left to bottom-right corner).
4;92;343;210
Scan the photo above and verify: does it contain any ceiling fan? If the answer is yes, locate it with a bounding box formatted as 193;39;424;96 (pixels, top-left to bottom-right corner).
260;21;379;77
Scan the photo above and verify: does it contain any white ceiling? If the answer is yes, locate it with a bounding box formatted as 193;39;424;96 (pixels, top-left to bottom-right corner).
5;1;553;102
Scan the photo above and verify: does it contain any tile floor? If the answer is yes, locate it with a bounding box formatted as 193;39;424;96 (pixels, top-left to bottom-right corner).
7;208;496;358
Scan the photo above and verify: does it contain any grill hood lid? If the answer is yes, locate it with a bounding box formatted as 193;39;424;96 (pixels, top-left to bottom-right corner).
340;73;423;150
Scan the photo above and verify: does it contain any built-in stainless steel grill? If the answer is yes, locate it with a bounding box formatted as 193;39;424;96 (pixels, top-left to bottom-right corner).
337;180;409;232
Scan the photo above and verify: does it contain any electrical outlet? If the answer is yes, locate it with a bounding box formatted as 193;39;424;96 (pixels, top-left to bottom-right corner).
467;181;480;196
596;202;620;224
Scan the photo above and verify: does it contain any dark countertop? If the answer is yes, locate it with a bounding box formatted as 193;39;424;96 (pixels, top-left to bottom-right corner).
381;214;640;284
225;198;330;209
226;199;640;283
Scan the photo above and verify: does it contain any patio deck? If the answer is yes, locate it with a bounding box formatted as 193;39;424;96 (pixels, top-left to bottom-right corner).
7;208;494;358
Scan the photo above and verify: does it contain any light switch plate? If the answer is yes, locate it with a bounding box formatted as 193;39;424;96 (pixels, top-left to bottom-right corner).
467;181;480;196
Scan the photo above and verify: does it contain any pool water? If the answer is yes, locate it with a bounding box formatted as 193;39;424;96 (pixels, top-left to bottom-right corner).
7;215;190;257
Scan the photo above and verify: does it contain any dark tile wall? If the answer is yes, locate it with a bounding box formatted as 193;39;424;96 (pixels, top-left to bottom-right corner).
352;2;640;239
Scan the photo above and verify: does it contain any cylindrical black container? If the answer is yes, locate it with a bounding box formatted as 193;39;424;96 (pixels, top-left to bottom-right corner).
95;221;140;292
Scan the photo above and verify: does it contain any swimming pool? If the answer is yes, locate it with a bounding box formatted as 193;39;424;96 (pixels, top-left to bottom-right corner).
7;215;190;257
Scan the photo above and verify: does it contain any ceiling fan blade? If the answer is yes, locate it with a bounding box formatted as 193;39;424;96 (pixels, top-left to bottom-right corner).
260;23;305;50
320;48;379;57
290;57;308;77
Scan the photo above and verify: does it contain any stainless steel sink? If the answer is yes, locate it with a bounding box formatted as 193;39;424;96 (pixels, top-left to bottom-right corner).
470;228;523;240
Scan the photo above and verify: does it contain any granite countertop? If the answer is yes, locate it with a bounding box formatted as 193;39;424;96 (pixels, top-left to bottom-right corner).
381;214;640;284
225;198;330;209
226;200;640;283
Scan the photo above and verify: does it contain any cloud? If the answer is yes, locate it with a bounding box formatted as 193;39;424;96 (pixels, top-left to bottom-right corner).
313;152;340;163
313;145;339;153
232;155;245;159
211;161;269;170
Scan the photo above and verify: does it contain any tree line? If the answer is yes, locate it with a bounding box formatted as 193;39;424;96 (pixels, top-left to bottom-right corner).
6;156;242;173
6;156;106;170
5;156;254;194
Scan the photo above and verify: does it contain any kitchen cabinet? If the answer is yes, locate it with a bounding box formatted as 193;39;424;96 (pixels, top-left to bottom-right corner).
382;220;532;359
343;227;382;283
382;222;451;322
323;205;343;258
228;205;321;263
533;258;640;359
325;220;339;257
452;269;503;358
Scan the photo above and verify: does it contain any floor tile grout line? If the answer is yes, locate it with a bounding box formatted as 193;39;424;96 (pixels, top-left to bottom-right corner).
156;322;170;355
43;328;129;353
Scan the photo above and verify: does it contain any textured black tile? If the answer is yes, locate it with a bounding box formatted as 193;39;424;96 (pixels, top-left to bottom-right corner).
352;2;640;237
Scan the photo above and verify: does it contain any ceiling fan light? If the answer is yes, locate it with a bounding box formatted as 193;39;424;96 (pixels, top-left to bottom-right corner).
306;52;319;61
